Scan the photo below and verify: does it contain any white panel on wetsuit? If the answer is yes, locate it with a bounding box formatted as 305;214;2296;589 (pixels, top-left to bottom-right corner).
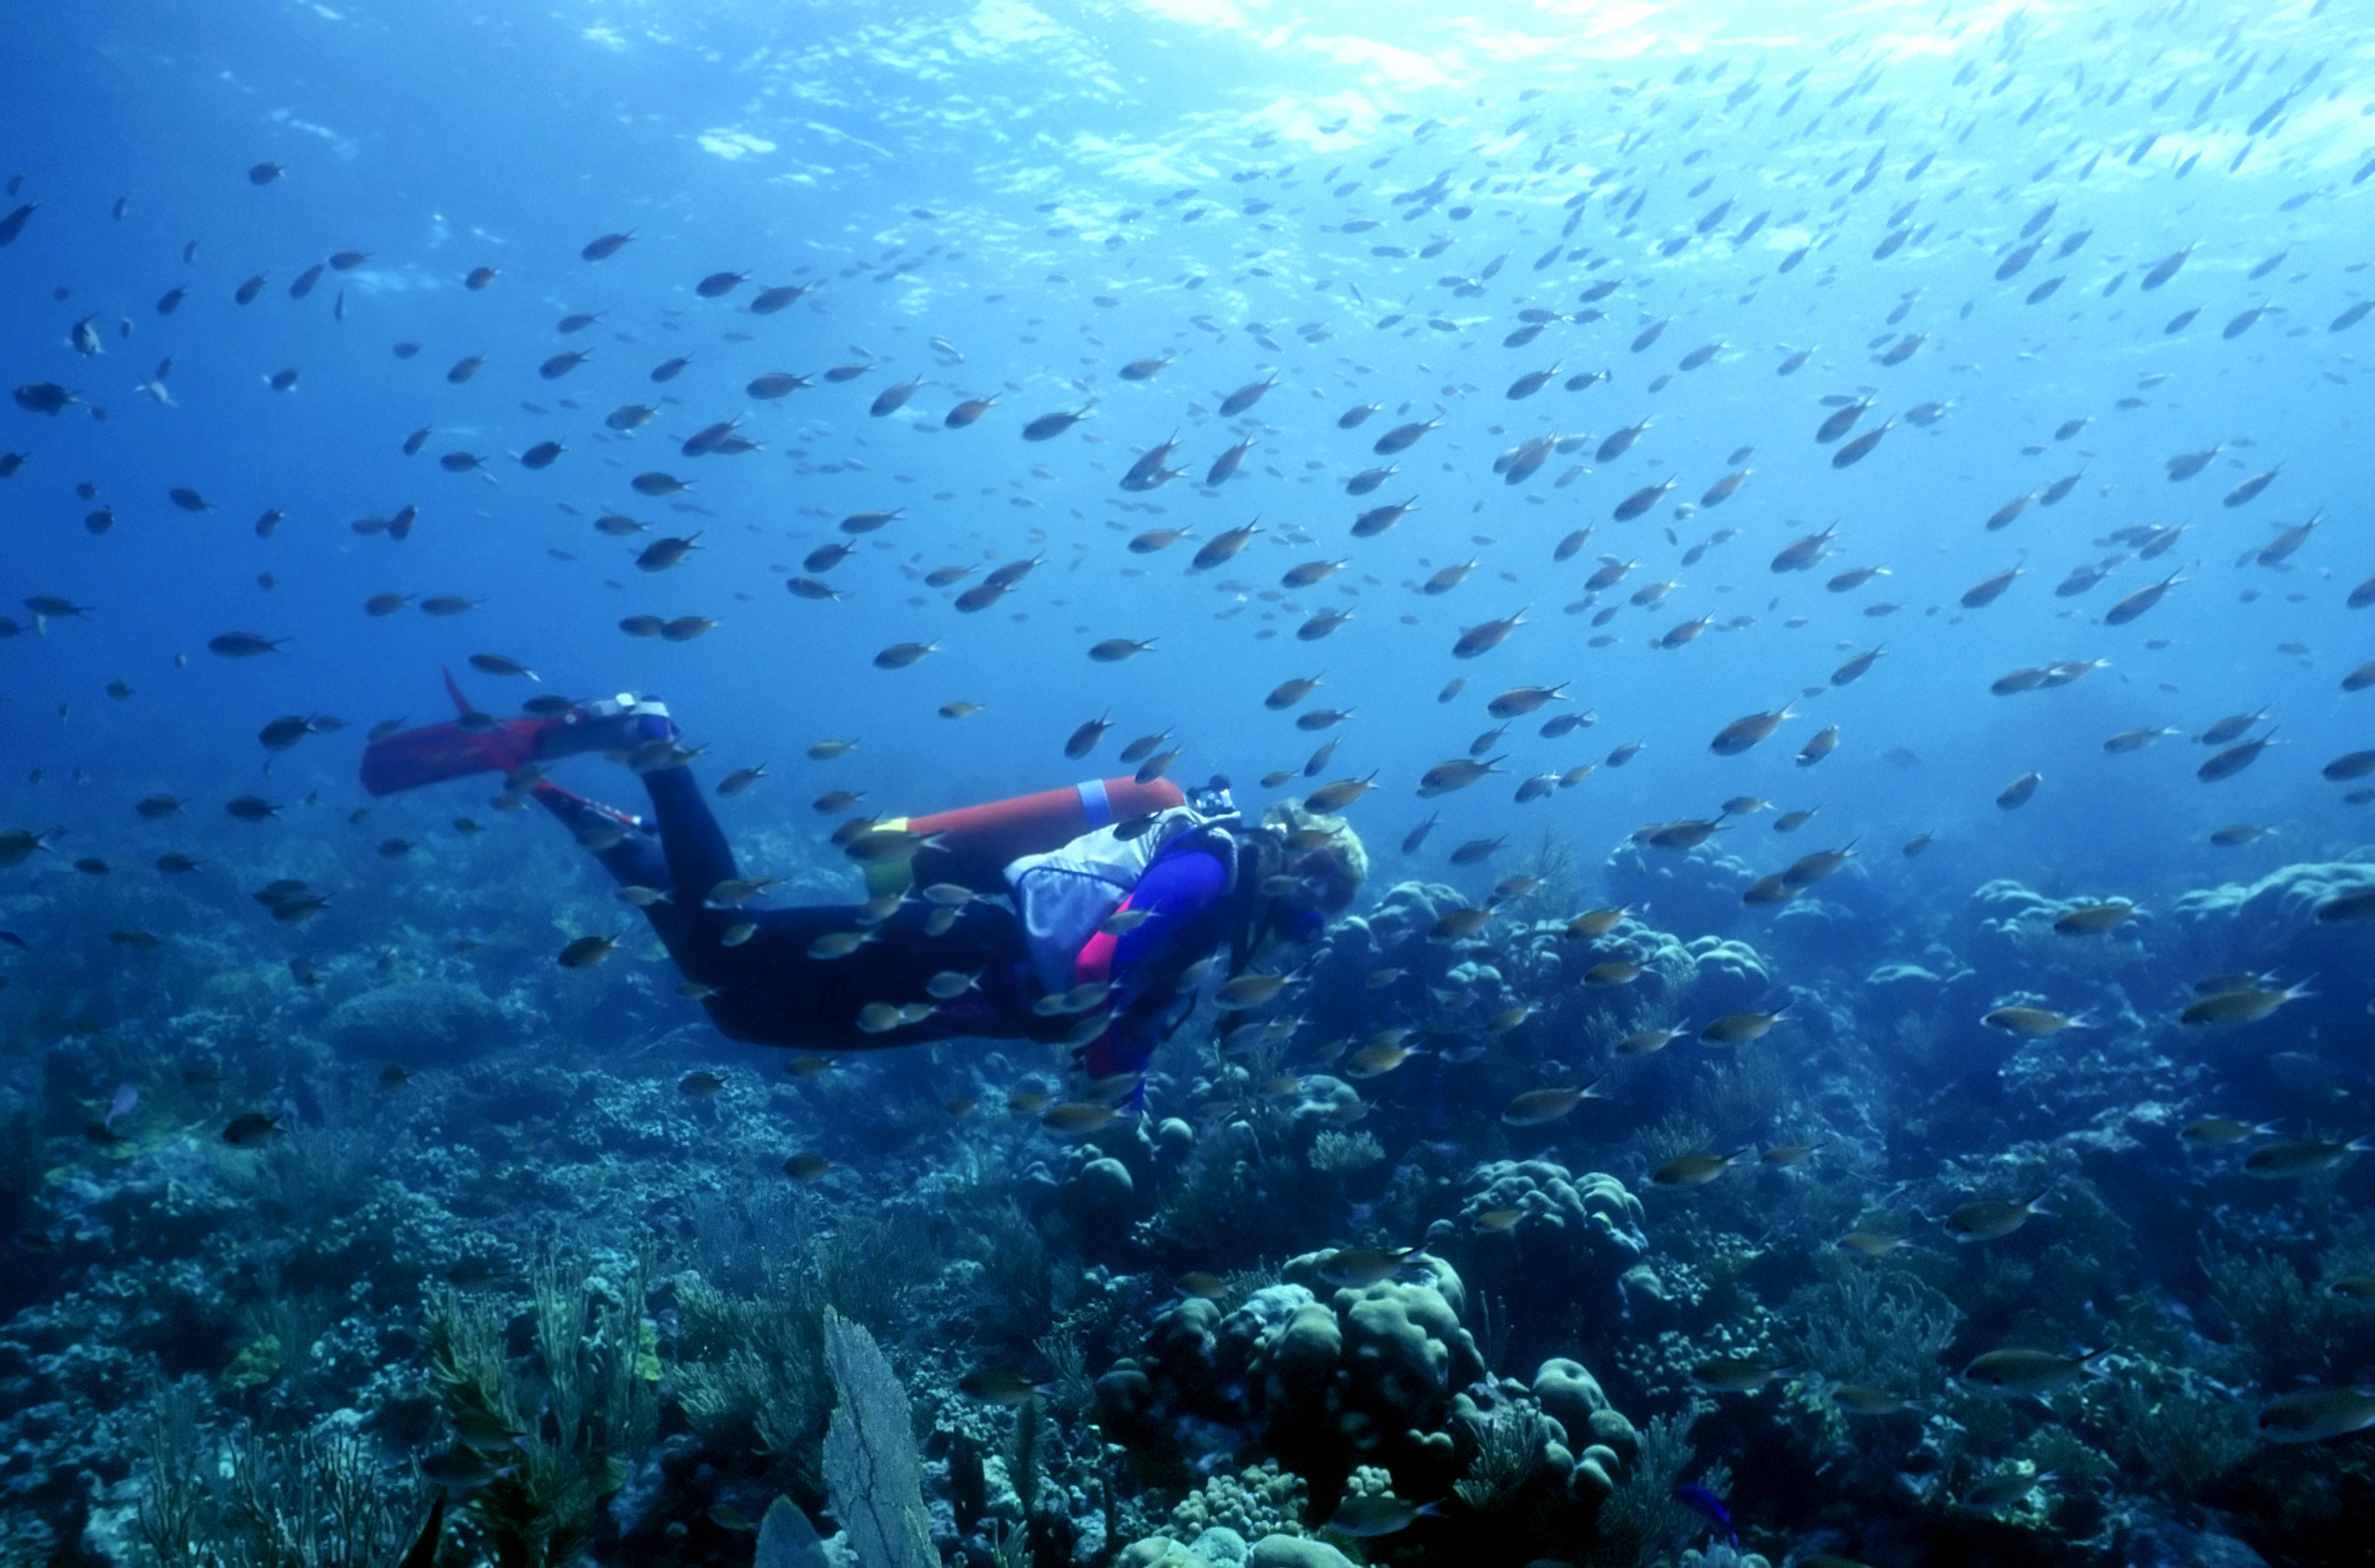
1005;809;1201;994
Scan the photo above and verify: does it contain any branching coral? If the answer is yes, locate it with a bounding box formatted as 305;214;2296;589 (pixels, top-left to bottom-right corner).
673;1265;829;1467
1632;1116;1715;1177
252;1123;392;1229
1687;1054;1788;1146
424;1251;659;1568
958;1200;1061;1354
1153;1119;1319;1261
231;1262;340;1402
1034;1326;1100;1419
1575;995;1680;1058
1788;1258;1960;1396
1308;1130;1384;1176
1452;1404;1553;1513
136;1380;212;1568
1585;1404;1707;1568
2201;1243;2358;1386
2111;1369;2255;1509
1163;1459;1309;1542
135;1376;431;1568
1467;1292;1514;1380
819;1207;937;1333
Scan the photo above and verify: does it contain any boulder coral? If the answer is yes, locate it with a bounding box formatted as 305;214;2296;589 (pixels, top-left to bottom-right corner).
1098;1254;1502;1512
1682;937;1772;1016
1446;1159;1647;1322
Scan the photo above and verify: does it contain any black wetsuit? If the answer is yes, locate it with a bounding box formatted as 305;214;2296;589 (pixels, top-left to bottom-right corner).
550;766;1251;1059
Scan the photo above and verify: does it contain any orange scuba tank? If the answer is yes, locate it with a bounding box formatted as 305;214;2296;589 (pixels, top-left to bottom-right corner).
863;777;1187;898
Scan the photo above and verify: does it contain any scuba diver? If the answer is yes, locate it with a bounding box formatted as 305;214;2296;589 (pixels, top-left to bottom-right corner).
360;679;1367;1088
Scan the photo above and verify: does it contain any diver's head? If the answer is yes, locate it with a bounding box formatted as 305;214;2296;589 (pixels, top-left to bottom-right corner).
1254;801;1369;941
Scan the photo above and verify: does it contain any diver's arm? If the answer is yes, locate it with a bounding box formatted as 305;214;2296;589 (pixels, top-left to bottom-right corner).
1080;844;1231;1081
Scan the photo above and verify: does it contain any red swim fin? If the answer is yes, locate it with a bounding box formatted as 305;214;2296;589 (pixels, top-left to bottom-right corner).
359;669;550;797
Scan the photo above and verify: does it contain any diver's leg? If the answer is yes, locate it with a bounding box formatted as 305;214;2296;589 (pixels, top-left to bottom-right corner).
635;762;742;923
530;783;689;949
539;768;1041;1050
522;697;729;918
531;782;666;885
695;899;1041;1049
533;771;779;1002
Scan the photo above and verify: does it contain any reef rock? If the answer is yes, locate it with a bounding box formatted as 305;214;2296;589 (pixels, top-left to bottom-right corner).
1683;937;1772;1016
321;979;513;1065
2169;860;2375;985
1246;1538;1356;1568
1604;842;1752;941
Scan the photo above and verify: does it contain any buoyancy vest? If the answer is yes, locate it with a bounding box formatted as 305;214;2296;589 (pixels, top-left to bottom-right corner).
1006;806;1217;995
859;777;1274;1023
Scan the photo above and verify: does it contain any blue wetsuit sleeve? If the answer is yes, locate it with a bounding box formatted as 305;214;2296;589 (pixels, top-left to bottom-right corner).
1113;846;1229;976
1083;844;1230;1081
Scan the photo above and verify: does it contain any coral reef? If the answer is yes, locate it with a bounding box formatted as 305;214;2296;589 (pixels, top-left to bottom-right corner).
3;820;2370;1568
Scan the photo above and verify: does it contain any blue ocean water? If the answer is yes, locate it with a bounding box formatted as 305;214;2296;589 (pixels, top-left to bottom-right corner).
5;1;2375;1564
5;4;2370;886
